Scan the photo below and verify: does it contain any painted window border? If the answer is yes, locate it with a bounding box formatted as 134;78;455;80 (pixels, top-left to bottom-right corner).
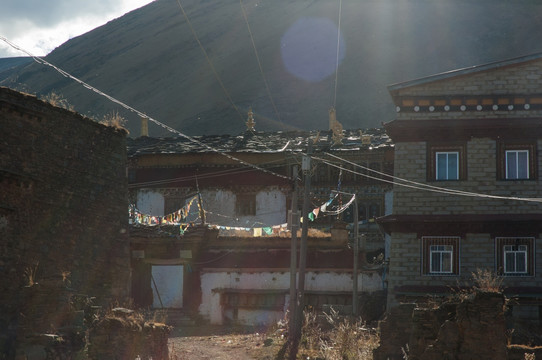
421;236;460;276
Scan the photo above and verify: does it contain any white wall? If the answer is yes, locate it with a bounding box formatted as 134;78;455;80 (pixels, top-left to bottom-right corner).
133;187;287;225
199;270;382;325
136;190;165;216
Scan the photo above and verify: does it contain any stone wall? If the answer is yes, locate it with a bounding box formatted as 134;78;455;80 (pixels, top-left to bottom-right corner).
392;139;542;216
0;87;130;356
88;309;170;360
375;291;508;360
395;60;542;121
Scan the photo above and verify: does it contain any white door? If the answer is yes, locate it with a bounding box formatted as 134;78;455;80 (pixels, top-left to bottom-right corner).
151;265;183;308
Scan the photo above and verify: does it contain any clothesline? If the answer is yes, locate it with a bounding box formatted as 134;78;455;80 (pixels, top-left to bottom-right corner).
129;191;355;235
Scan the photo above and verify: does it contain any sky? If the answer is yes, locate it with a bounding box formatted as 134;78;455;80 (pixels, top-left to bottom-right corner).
0;0;155;58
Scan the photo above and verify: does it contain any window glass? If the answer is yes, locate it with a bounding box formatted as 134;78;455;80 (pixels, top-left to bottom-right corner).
504;244;528;274
436;152;459;180
448;153;458;179
517;151;529;178
430;244;453;273
506;150;529;179
422;237;460;276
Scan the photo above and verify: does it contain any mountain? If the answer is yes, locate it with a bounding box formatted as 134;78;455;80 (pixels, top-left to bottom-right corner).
0;57;32;81
2;0;542;137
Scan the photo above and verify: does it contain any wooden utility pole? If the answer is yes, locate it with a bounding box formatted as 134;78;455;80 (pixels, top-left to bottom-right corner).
290;141;312;359
288;165;299;338
353;196;359;316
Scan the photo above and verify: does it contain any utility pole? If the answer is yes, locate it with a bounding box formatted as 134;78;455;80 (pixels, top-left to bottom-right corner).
288;165;299;338
353;196;359;316
290;141;312;360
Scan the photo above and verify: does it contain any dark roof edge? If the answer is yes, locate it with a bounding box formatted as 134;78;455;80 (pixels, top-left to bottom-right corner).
387;52;542;92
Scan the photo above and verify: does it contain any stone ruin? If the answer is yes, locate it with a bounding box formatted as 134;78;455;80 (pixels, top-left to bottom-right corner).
9;276;170;360
373;290;542;360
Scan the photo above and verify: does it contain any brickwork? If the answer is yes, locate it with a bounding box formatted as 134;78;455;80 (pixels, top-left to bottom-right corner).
384;57;542;311
376;292;508;360
0;87;130;356
396;61;542;121
393;139;542;215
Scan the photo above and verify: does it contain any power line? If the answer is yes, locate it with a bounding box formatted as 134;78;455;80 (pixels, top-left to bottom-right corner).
128;158;288;188
174;0;275;152
174;0;244;123
0;36;291;181
311;153;542;203
333;0;343;108
239;0;282;124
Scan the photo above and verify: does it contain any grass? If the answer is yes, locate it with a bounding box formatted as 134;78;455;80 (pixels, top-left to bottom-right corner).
265;307;379;360
471;268;503;293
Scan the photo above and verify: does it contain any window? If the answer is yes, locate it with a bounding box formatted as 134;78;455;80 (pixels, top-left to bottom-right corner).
496;237;534;276
436;152;459;180
506;150;529;179
428;144;466;181
504;245;527;274
498;142;536;180
430;245;453;273
236;193;256;216
422;236;460;275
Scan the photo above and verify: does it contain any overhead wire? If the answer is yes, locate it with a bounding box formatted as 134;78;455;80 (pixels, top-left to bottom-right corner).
323;151;521;199
0;36;290;181
128;158;288;188
4;25;539;206
174;0;244;122
239;0;282;124
333;0;343;108
310;153;542;203
174;0;275;152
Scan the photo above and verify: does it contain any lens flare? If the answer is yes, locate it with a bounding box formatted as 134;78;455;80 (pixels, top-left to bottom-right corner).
280;17;345;83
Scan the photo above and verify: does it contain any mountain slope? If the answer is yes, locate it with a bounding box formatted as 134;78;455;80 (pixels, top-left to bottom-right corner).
3;0;542;136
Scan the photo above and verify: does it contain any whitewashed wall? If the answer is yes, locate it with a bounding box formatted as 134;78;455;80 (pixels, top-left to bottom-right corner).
134;187;287;225
136;190;165;216
199;270;383;325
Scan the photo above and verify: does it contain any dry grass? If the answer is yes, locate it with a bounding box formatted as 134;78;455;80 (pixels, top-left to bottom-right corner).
23;261;39;286
41;92;74;111
472;268;503;293
319;308;379;360
100;111;128;131
269;308;378;360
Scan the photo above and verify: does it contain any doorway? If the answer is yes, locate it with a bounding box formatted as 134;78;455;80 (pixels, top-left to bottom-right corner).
151;265;184;308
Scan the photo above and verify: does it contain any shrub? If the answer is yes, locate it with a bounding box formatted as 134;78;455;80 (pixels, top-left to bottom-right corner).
472;268;503;293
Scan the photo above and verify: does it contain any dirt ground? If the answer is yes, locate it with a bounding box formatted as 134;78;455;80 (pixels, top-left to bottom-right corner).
168;324;286;360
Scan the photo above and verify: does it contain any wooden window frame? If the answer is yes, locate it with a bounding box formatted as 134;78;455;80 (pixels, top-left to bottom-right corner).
497;142;537;180
496;237;535;277
422;236;460;276
236;193;256;216
427;144;467;181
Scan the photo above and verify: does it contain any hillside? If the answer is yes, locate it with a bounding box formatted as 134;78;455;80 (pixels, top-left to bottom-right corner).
2;0;542;136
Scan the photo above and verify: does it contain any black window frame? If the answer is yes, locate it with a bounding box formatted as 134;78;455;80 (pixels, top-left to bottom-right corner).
427;143;467;181
497;142;537;180
421;236;460;276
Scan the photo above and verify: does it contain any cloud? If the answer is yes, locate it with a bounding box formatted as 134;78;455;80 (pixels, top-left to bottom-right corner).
0;0;153;57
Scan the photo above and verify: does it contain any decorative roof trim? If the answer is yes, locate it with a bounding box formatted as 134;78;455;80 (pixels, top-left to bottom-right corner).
394;94;542;113
388;52;542;92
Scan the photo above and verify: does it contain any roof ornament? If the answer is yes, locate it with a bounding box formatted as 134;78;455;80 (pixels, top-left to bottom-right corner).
313;131;321;144
329;107;343;145
360;130;372;145
246;107;256;131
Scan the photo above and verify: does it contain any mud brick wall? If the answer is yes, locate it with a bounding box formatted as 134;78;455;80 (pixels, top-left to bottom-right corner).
88;311;170;360
373;303;415;360
374;292;508;360
0;88;130;354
